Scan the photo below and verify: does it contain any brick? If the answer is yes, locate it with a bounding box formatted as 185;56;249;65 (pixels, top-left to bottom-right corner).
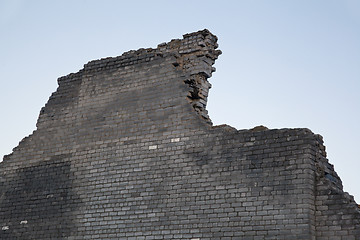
0;29;359;239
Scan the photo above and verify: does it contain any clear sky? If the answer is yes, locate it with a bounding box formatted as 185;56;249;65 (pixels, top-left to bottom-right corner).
1;0;359;202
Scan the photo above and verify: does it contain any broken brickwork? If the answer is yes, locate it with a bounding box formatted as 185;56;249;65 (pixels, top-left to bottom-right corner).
0;30;359;239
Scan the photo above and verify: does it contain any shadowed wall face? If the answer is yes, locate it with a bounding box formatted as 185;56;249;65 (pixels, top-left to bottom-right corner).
0;30;359;239
0;156;80;239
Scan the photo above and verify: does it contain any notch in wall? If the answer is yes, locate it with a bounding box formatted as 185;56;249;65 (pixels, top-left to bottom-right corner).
184;73;212;124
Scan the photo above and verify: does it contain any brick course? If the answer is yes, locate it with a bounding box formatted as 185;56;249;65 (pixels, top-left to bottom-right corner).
0;29;359;239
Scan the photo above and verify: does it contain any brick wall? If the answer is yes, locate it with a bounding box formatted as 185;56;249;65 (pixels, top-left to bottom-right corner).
0;29;359;239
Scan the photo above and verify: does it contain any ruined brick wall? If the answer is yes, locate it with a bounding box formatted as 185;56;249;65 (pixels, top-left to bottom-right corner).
0;29;359;239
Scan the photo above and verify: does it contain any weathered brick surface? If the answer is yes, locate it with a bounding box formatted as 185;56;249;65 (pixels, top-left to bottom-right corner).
0;29;359;239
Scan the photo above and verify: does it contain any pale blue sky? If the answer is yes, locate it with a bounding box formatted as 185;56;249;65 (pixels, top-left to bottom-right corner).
1;0;359;202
